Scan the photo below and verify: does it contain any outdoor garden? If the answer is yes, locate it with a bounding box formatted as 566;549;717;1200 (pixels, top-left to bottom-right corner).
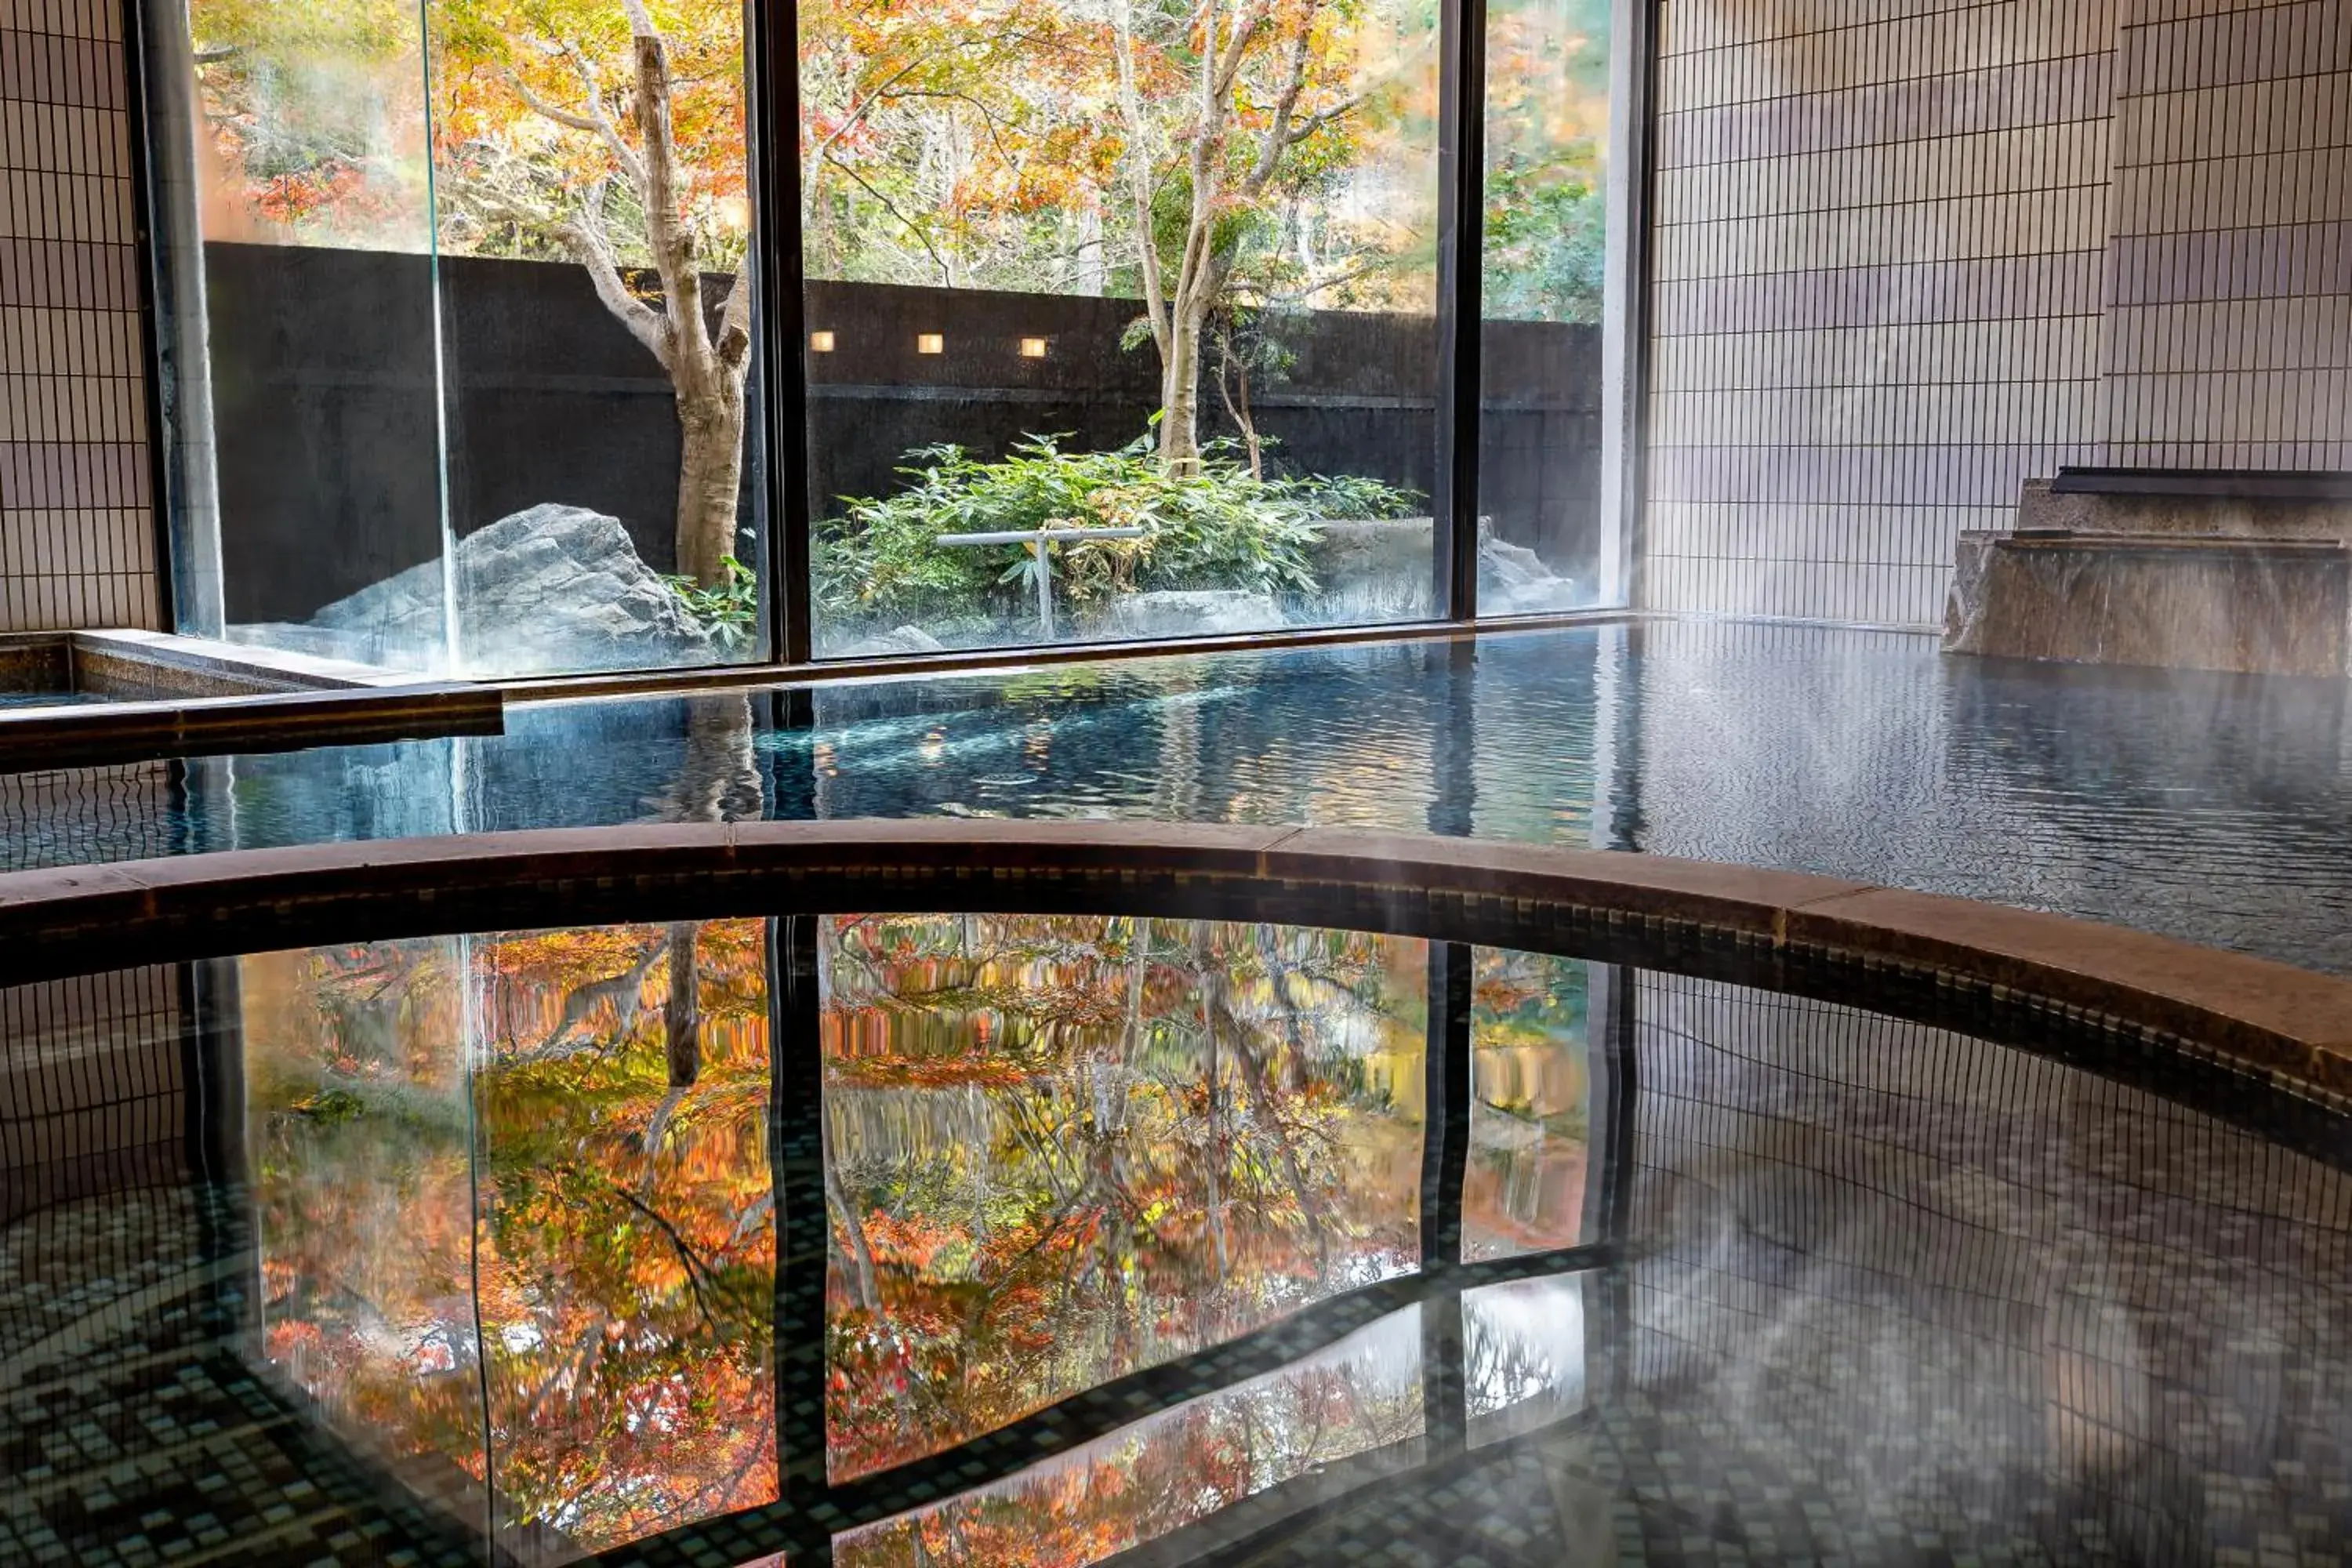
177;0;1610;668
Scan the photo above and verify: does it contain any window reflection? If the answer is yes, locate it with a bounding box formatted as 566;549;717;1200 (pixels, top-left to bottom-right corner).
834;1308;1426;1568
1463;1274;1588;1441
242;920;778;1560
243;936;486;1502
233;918;1608;1561
820;915;1429;1479
1464;948;1596;1259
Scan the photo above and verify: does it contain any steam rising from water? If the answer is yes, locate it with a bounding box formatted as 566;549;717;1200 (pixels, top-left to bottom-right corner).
1627;973;2352;1559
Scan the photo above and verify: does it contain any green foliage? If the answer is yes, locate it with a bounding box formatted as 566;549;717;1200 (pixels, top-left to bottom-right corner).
813;434;1421;633
664;555;759;652
1483;162;1606;324
1287;470;1425;521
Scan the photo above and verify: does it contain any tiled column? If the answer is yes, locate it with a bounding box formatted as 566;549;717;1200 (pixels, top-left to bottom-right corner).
1645;0;2121;626
2100;0;2352;470
0;0;155;633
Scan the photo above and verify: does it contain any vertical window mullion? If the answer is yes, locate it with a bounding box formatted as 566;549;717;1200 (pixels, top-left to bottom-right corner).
1434;0;1487;620
756;0;815;667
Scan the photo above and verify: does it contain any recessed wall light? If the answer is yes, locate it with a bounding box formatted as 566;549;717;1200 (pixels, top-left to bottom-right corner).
1019;336;1049;358
916;332;945;355
809;330;836;352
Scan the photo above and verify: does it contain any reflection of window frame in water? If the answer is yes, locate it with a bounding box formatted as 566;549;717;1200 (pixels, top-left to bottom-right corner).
815;912;1437;1482
174;914;1629;1568
230;923;785;1560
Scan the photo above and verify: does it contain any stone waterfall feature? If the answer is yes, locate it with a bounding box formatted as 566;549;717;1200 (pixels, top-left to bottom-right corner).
1944;470;2352;677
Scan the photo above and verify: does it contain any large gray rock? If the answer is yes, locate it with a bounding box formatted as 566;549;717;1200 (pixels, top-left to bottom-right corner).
1309;516;1433;584
296;505;715;677
836;623;948;659
1106;590;1283;638
1479;534;1578;615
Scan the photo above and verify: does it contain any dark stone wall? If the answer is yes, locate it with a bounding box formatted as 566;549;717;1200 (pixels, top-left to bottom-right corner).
205;244;1601;623
206;245;443;626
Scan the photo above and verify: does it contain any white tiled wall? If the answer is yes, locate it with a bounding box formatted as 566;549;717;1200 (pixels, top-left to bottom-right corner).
1646;0;2119;626
2100;0;2352;470
0;0;155;632
1643;0;2352;627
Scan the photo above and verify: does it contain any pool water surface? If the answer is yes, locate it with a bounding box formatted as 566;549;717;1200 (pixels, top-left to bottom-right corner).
8;619;2352;972
8;906;2350;1566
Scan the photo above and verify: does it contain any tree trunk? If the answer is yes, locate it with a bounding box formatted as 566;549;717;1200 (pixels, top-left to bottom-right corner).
675;383;744;586
664;922;702;1088
1214;321;1264;481
1158;301;1206;468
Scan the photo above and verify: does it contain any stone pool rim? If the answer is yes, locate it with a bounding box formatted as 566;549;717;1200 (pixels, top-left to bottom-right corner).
5;818;2350;1102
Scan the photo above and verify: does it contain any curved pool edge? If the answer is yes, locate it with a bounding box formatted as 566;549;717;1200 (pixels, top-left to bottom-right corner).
5;818;2349;1102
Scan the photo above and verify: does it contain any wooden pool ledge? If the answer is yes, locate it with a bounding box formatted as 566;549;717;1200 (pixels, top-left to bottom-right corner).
2;820;2347;1101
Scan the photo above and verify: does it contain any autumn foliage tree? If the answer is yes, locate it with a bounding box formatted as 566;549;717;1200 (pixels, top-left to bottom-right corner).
187;0;759;588
802;0;1425;469
435;0;757;586
1119;0;1412;466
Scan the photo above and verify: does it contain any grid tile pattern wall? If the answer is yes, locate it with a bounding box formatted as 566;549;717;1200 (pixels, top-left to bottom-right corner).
0;965;184;1225
0;760;183;869
0;0;154;632
2100;0;2352;468
1645;0;2122;626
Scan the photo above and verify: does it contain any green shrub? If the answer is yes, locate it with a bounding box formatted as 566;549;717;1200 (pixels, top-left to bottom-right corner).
663;554;760;652
813;434;1421;633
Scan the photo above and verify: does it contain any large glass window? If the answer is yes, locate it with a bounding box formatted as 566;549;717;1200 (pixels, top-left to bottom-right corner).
800;0;1444;657
1476;0;1618;615
144;0;771;677
137;0;1635;677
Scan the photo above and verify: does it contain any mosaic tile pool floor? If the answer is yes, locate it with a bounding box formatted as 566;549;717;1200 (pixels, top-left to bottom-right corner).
8;922;2351;1565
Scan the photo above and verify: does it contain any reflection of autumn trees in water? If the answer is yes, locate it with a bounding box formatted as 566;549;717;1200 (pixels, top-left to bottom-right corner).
246;936;485;1490
241;907;1599;1567
1464;948;1594;1260
821;914;1428;1482
473;920;775;1552
245;918;777;1558
837;1308;1427;1568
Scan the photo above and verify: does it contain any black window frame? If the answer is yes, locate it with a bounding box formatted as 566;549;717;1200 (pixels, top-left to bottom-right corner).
125;0;1659;680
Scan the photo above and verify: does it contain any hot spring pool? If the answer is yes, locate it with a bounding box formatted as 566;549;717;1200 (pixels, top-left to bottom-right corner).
9;620;2352;972
5;831;2348;1566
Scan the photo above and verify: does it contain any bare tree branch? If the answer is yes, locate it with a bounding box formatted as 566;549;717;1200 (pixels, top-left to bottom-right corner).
714;257;753;369
555;185;672;365
607;1181;723;1331
1244;21;1319;194
507;54;647;196
826;151;953;284
1211;0;1275;98
620;2;705;376
800;38;1022;225
1115;0;1171;360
